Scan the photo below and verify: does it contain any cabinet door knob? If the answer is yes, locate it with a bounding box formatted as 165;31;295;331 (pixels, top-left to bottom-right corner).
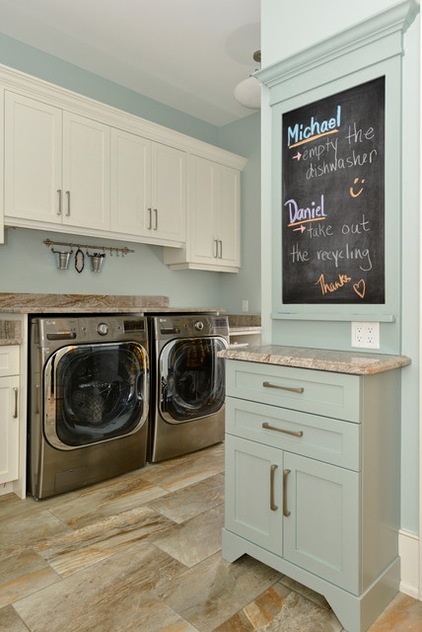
270;464;278;511
283;469;291;517
263;381;304;394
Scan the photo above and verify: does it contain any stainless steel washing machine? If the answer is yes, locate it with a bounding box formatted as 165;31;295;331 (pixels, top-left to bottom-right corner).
148;313;229;462
28;314;149;500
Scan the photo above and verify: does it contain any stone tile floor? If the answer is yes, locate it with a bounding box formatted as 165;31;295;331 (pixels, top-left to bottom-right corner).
0;443;421;631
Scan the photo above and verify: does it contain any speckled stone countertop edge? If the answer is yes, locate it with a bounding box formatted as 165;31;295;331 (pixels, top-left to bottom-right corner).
219;344;411;375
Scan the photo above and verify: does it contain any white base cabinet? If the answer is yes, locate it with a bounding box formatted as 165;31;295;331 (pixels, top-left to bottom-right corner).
223;359;401;632
0;346;20;485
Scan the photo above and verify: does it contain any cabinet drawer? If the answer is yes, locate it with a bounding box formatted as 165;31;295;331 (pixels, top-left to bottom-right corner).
226;397;360;470
0;346;19;377
226;360;360;422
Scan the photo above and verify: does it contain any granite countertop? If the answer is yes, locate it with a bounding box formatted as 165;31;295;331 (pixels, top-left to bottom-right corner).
219;344;411;375
0;293;222;315
0;293;224;344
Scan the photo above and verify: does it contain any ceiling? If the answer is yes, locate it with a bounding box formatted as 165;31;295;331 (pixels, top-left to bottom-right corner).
0;0;261;127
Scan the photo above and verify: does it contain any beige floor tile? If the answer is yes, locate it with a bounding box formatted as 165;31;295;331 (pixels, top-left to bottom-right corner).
0;605;30;632
13;542;186;632
149;472;225;523
46;473;168;529
141;444;225;492
152;503;224;567
35;506;175;577
0;550;59;608
368;592;422;631
156;551;282;632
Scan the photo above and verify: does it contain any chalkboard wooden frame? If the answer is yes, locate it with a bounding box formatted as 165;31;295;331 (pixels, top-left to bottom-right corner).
281;77;385;305
270;57;402;322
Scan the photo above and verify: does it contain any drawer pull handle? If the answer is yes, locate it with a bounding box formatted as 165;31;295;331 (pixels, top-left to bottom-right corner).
283;469;291;517
262;422;303;438
270;464;278;511
263;381;304;394
12;387;18;418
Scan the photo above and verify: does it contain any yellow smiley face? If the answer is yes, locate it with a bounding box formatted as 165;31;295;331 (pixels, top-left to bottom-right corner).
350;177;365;198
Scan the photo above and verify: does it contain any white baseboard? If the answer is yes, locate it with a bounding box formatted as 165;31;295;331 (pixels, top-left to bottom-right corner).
399;528;420;599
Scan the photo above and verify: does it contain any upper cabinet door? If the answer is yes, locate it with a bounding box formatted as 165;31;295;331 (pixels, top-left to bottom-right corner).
218;165;240;268
4;91;62;223
110;128;152;236
62;112;110;231
190;155;218;265
151;142;186;244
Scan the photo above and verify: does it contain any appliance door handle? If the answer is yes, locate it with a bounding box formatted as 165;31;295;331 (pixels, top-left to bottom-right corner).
270;464;278;511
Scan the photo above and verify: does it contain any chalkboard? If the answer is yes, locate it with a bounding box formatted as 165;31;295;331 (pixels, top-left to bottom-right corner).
282;76;385;304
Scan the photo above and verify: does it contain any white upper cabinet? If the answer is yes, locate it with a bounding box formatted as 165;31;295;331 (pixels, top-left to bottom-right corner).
110;129;186;246
5;92;62;224
62;112;110;230
1;65;246;258
164;155;244;272
4;91;110;231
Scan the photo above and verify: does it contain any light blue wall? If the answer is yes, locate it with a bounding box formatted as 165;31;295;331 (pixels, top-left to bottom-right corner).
261;0;420;534
0;33;262;314
218;113;261;315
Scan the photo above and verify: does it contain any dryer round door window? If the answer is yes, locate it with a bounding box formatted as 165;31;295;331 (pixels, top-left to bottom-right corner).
43;342;149;449
159;337;227;423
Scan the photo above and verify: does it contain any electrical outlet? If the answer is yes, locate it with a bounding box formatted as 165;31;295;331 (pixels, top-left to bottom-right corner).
351;322;380;349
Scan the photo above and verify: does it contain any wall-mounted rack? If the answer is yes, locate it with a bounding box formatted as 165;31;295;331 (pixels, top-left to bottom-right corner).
43;239;134;256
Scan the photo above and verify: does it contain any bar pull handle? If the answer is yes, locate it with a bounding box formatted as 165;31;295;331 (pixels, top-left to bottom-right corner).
263;381;304;394
153;208;158;230
147;208;152;229
270;464;278;511
57;189;62;215
213;239;218;258
218;240;223;259
12;387;18;418
262;422;303;438
65;190;71;216
283;469;291;517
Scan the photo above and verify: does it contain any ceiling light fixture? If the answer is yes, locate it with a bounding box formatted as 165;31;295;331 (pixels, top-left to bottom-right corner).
233;49;261;110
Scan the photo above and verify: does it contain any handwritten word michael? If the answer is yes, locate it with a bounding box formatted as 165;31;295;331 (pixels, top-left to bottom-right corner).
287;106;342;148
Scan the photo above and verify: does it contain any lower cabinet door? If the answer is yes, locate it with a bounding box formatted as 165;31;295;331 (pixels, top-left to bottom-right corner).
225;434;283;555
283;452;360;594
0;376;19;484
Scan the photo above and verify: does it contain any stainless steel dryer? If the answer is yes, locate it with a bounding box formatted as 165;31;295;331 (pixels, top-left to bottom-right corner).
28;314;149;499
148;313;229;462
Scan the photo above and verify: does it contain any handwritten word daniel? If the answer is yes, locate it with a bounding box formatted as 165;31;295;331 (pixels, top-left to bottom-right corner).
287;106;341;147
285;194;326;226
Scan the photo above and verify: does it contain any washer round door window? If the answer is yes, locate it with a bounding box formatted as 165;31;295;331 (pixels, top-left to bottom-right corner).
44;342;149;449
160;337;227;423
